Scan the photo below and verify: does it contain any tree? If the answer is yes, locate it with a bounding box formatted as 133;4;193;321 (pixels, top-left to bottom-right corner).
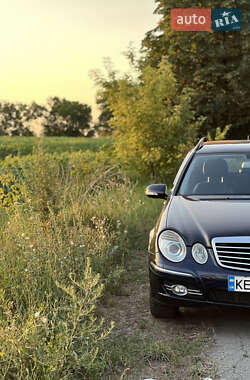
91;57;120;136
0;102;34;136
142;0;250;139
94;97;113;136
43;97;92;137
95;57;202;180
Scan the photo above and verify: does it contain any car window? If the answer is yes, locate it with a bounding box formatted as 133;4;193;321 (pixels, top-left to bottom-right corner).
178;153;250;195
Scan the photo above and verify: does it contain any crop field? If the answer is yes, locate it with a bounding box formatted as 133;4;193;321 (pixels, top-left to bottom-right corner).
0;138;212;379
0;136;113;160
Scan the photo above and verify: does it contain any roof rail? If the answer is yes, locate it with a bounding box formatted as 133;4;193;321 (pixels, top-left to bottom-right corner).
195;137;207;151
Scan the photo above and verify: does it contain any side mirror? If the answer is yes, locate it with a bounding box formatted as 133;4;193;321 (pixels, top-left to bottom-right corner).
145;184;168;200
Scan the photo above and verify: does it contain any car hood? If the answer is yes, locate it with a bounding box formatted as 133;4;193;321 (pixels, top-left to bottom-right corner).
166;196;250;247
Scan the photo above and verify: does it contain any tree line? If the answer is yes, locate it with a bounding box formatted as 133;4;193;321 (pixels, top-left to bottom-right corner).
0;97;96;137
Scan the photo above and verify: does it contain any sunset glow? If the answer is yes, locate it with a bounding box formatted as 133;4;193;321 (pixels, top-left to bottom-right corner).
0;0;159;119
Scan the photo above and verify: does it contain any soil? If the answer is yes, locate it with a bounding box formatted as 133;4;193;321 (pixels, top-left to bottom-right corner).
99;252;215;380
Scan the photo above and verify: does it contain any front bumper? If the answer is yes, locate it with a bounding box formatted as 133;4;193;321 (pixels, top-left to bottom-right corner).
149;259;250;309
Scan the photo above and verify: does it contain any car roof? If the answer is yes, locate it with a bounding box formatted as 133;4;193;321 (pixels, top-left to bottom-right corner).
198;140;250;154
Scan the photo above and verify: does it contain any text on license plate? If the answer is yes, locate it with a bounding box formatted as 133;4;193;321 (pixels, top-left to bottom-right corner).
228;276;250;292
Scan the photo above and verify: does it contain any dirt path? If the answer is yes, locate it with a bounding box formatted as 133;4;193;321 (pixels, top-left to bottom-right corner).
99;253;215;379
208;307;250;380
172;305;250;380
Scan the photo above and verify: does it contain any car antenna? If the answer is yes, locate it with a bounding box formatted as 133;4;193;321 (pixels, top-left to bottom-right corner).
195;137;207;151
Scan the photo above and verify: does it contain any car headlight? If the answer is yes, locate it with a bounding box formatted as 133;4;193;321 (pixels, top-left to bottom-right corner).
192;243;208;264
158;230;186;263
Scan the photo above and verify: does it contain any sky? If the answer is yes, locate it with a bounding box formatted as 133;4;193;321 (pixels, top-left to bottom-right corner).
0;0;159;121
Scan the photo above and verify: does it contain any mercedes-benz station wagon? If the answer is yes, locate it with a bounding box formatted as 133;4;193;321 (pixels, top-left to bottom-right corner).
146;139;250;318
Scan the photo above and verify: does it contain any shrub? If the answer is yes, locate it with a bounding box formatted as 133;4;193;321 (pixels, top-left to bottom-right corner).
94;57;204;181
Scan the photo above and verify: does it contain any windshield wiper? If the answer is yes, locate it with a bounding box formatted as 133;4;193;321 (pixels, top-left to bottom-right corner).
197;195;250;200
182;194;250;200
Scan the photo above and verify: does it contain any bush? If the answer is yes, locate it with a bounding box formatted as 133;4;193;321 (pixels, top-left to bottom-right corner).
0;261;112;379
94;57;204;181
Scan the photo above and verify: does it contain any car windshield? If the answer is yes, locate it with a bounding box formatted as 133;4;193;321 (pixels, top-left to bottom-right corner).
178;153;250;196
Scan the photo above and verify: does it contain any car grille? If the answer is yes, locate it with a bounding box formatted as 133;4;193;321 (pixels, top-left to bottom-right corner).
212;237;250;271
209;289;250;306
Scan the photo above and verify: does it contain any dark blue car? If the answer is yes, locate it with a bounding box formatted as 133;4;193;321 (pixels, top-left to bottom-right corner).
146;138;250;318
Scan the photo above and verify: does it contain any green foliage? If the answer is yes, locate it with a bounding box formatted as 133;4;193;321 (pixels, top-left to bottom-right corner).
0;139;183;378
142;0;250;139
96;57;202;180
0;173;22;207
0;102;34;136
0;148;139;378
44;97;92;137
207;125;231;141
94;98;113;136
91;59;118;137
0;261;113;379
0;98;94;137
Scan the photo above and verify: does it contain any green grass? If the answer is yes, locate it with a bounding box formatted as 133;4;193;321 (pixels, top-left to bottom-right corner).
0;145;166;379
101;333;213;379
0;143;213;379
0;136;113;159
0;150;133;379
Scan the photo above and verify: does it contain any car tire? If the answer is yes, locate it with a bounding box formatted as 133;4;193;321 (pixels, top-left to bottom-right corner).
150;293;179;318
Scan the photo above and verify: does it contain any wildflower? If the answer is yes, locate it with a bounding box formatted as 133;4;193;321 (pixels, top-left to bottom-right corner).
70;240;74;246
35;312;40;318
41;317;48;324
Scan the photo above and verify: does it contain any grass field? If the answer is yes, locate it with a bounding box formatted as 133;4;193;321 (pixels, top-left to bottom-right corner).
0;136;113;159
0;138;213;379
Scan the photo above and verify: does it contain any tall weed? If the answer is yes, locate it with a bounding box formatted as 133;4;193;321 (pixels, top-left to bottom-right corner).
0;149;134;378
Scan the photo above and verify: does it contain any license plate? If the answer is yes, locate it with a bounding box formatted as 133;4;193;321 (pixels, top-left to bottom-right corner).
228;276;250;292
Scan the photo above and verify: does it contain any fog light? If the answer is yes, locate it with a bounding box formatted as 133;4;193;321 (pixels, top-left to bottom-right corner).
172;285;188;296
